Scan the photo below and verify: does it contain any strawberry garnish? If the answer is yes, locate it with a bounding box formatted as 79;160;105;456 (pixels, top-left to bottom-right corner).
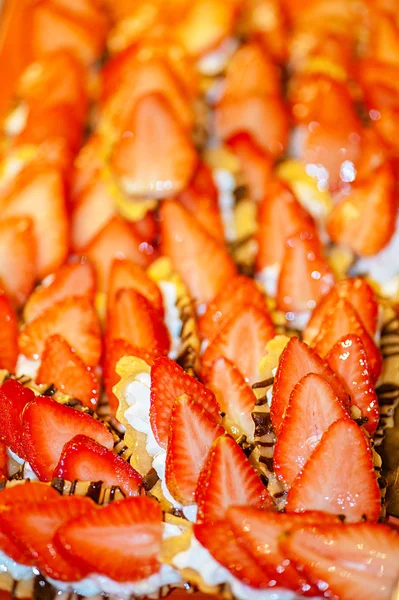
150;356;220;448
196;435;273;522
271;337;350;434
37;335;100;409
22;395;114;481
108;258;164;315
286;418;381;522
165;395;224;505
160;200;237;306
54;435;142;496
274;373;348;487
0;217;36;309
0;442;7;480
326;335;380;435
19;297;102;367
71;178;115;251
0;294;18;373
0;379;35;458
56;497;162;582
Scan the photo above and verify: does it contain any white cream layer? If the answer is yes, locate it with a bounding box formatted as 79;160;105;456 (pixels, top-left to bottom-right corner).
158;281;183;360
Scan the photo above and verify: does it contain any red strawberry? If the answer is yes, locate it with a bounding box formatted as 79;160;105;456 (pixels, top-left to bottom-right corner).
282;522;399;600
304;278;379;344
271;337;350;434
71;178;116;251
54;435;142;496
196;435;273;522
286;418;381;522
150;356;220;448
0;378;35;458
198;274;269;342
108;258;164;315
313;298;382;382
327;163;397;257
0;294;18;372
205;357;256;440
107;289;170;356
276;231;335;313
2;496;95;581
23;257;96;322
22;395;114;481
202;304;275;385
160;200;237;306
18;297;102;367
55;497;162;582
326;335;380;435
36;335;100;409
165;395;224;504
274;373;348;487
0;217;36;309
0;442;7;480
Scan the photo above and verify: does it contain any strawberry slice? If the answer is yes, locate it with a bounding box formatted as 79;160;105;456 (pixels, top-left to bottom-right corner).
150;356;220;448
313;298;382;382
255;180;315;272
56;496;162;582
0;294;18;373
36;335;100;409
22;395;114;481
23;257;96;322
205;357;256;440
286;418;381;522
0;379;35;458
198;274;269;342
0;442;7;480
303;278;379;344
196;435;273;522
2;496;95;581
0;217;36;309
326;335;380;435
201;304;275;385
54;435;142;496
71;178;116;251
327;162;397;256
111;93;197;198
108;258;164;315
276;230;335;314
18;297;102;367
107;289;170;356
165;395;224;504
271;337;350;434
283;522;399;600
274;373;348;487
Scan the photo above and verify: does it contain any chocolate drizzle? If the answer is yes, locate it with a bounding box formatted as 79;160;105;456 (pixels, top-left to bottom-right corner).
33;574;54;600
86;481;103;503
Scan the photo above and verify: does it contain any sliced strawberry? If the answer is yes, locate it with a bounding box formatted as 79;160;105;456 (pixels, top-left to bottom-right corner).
198;274;269;342
36;335;100;409
160;200;236;306
165;395;224;504
313;298;382;382
150;356;220;448
271;337;350;434
0;217;36;309
19;297;102;367
201;304;275;385
274;373;348;487
286;418;381;522
255;180;315;272
276;230;335;313
326;335;380;435
22;395;114;481
71;178;116;251
196;435;273;522
304;278;379;344
54;435;142;496
23;257;96;323
107;289;170;357
56;497;162;582
205;357;256;440
283;522;399;600
0;441;7;480
0;294;18;373
108;258;164;315
2;496;95;581
327;163;397;256
0;379;35;458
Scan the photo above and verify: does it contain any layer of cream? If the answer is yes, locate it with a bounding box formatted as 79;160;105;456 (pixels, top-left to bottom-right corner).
158;281;183;360
7;448;38;481
197;38;238;77
213;168;237;241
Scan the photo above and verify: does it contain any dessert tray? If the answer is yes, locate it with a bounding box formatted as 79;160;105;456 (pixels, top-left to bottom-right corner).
0;0;398;599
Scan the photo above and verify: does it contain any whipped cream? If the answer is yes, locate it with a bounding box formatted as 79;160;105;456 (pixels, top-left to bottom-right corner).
197;38;238;77
0;550;34;581
158;281;183;360
256;265;280;298
15;355;40;380
4;103;28;137
213;168;237;241
7;448;38;481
